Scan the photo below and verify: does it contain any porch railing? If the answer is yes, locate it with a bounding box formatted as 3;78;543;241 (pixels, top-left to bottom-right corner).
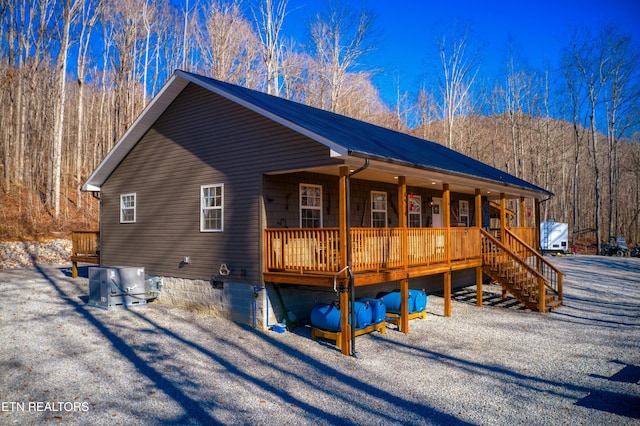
265;228;340;273
264;227;482;273
510;227;537;249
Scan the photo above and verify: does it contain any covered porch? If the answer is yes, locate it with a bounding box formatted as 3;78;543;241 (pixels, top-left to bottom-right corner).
262;162;546;355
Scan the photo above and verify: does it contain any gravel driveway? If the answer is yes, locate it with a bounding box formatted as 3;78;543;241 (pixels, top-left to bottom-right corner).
1;255;639;425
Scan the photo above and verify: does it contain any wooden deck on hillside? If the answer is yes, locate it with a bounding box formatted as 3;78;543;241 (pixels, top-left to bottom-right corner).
71;231;100;278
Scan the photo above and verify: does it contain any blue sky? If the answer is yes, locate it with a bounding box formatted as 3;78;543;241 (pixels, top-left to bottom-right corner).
281;0;640;106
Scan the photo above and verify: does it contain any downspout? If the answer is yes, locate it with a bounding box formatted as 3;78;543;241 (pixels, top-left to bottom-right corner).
346;159;369;358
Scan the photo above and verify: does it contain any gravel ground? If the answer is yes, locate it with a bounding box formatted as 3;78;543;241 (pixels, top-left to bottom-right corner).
0;255;639;425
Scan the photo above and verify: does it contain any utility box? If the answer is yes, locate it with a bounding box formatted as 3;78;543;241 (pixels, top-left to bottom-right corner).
88;266;147;310
540;221;569;254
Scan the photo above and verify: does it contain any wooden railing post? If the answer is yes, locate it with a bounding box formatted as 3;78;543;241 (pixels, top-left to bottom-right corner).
558;273;563;303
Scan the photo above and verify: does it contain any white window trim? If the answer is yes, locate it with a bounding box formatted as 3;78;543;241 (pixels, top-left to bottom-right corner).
120;193;136;223
299;183;323;228
408;194;422;227
459;200;469;227
200;184;224;232
371;191;387;228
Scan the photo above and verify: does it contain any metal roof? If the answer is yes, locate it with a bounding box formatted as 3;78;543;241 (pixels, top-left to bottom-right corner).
83;70;552;198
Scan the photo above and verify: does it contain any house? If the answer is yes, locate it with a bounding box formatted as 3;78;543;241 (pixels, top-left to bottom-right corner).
82;70;562;355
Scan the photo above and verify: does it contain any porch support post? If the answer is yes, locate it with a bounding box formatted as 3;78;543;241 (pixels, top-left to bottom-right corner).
519;196;526;228
475;189;483;307
535;197;543;272
444;271;452;317
500;192;507;242
398;176;409;333
443;183;451;317
475;267;483;307
339;166;349;270
500;192;508;300
339;284;350;355
475;189;482;228
535;198;541;252
338;166;350;355
398;176;408;268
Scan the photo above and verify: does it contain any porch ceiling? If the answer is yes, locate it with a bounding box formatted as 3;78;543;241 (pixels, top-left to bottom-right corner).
267;157;545;201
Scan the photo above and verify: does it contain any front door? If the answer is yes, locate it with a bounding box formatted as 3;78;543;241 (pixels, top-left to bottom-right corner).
431;197;443;227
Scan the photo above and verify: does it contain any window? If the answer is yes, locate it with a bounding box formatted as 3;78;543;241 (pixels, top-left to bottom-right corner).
459;200;469;227
201;184;224;232
120;193;136;223
408;194;422;227
300;184;322;228
371;191;387;228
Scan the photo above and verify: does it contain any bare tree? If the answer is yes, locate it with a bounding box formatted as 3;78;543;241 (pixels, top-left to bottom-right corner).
601;28;640;235
198;0;262;85
51;0;82;218
252;0;288;95
563;25;631;247
74;0;100;207
309;1;377;112
500;41;537;178
141;0;156;106
414;84;438;140
436;20;483;149
562;51;588;243
279;39;310;102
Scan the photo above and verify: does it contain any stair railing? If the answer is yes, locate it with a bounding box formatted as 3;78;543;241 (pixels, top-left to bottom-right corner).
503;228;563;304
480;229;557;312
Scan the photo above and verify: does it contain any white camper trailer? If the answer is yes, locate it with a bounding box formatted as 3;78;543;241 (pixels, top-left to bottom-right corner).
540;221;569;254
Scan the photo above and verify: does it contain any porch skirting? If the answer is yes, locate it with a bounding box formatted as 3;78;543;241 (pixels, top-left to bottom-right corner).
151;269;477;331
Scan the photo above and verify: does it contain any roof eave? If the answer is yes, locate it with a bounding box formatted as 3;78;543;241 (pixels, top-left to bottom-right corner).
347;151;554;199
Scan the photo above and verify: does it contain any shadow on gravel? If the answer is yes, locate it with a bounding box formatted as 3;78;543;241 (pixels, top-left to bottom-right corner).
34;265;220;425
130;312;472;425
576;389;640;419
591;360;640;384
26;254;639;424
551;307;639;328
33;265;473;425
368;333;640;420
448;286;528;311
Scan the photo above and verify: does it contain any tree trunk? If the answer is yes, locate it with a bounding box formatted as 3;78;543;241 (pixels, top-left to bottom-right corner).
51;1;77;218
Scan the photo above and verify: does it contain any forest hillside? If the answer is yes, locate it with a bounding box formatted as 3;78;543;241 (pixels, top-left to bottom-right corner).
1;0;639;245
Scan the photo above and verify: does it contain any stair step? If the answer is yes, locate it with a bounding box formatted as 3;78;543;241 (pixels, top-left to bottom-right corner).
545;299;562;310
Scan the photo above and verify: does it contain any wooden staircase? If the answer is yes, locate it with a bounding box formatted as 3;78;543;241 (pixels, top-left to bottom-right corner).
481;229;562;312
